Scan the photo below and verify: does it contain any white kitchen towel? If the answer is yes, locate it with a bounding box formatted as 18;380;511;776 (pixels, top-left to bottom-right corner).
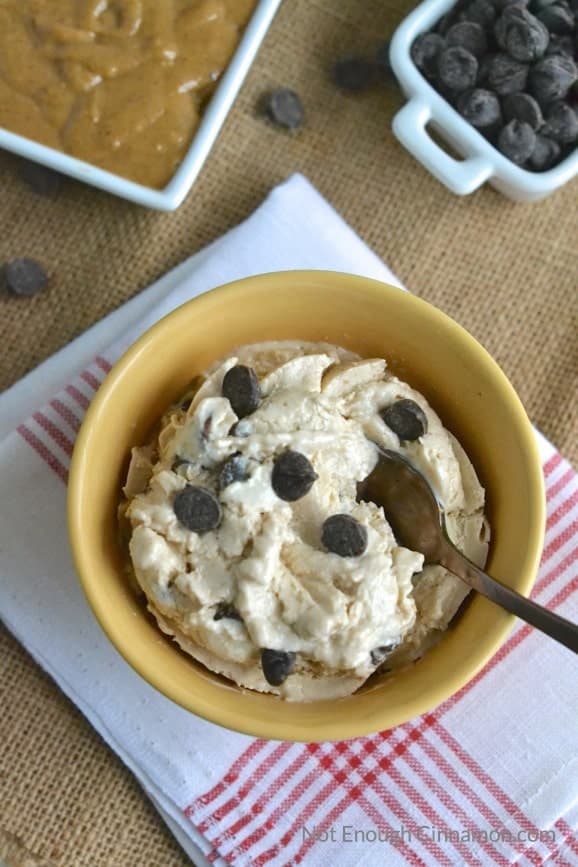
1;175;577;867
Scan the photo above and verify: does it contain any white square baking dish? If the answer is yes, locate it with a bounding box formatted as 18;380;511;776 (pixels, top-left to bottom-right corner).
389;0;578;202
0;0;282;211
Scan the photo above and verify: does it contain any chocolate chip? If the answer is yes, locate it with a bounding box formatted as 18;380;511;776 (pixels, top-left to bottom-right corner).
530;0;559;12
229;420;251;437
3;258;48;297
172;456;191;473
529;55;578;103
537;3;575;33
19;161;62;197
411;33;446;78
528;132;562;167
332;56;376;91
272;450;317;501
222;365;261;419
264;88;305;130
437;46;479;91
460;0;497;30
219;453;249;490
321;514;368;558
447;22;488;58
261;648;296;686
173;485;221;532
486;53;529;94
457;88;502;126
435;12;456;35
476;54;494;86
497;119;537;162
502;92;544;128
545;34;575;56
370;644;396;666
542;100;578;142
381;399;428;442
494;6;549;62
214;602;243;622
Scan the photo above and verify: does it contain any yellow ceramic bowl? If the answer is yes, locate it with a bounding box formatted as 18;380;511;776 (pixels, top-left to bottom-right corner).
68;271;545;741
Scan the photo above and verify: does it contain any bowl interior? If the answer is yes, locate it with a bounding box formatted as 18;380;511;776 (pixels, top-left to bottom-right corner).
68;271;544;740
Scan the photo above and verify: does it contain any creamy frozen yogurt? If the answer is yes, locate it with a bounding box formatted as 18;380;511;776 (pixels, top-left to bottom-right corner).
122;341;490;701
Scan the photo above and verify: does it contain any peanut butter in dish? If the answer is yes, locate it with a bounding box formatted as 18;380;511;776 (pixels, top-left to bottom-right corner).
0;0;257;188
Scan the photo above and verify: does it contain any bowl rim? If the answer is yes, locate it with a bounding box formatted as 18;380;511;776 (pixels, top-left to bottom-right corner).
0;0;282;210
68;271;546;740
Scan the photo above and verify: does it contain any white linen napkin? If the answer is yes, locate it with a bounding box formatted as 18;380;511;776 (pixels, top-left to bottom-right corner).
1;175;577;867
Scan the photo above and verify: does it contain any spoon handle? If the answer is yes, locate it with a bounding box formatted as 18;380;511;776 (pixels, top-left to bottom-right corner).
440;545;578;655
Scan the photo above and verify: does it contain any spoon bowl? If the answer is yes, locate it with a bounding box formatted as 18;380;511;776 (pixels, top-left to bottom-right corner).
358;448;445;563
359;448;578;656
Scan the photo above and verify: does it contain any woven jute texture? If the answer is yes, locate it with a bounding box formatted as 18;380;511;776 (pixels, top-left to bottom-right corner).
0;0;576;865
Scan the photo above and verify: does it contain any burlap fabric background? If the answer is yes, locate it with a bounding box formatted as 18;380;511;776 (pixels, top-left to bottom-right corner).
0;0;576;864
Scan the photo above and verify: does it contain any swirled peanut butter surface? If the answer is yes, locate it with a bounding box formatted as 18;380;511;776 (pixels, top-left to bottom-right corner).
0;1;256;187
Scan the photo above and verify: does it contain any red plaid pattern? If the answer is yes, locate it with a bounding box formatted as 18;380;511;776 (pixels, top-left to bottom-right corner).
17;357;578;867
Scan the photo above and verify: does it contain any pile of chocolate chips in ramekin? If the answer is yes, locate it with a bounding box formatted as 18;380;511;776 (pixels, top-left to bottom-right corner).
412;0;578;171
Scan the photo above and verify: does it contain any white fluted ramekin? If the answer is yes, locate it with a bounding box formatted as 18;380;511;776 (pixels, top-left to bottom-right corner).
0;0;281;210
389;0;578;201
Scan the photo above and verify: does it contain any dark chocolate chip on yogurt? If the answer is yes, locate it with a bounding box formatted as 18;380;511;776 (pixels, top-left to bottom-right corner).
214;602;243;622
370;643;396;666
173;485;222;532
3;257;48;297
229;419;251;437
219;453;250;490
261;648;296;686
271;450;318;501
381;399;428;442
172;455;191;473
321;514;368;558
222;365;261;419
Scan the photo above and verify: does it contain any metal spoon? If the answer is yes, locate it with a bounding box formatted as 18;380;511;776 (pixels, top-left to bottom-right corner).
357;447;578;655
